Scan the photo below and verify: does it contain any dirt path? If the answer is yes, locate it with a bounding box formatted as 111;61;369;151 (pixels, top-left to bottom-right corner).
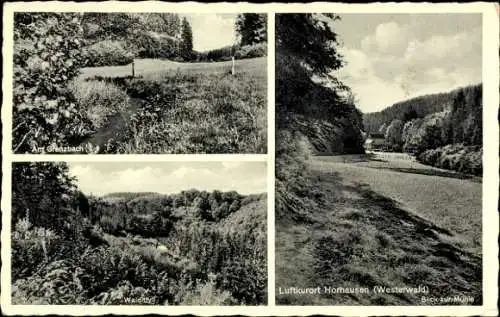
276;155;482;306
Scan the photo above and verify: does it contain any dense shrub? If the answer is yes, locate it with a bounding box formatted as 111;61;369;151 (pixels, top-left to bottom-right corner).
417;144;482;176
235;43;267;59
13;13;91;153
83;40;135;67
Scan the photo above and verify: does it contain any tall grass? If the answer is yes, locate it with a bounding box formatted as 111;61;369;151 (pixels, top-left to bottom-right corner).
69;79;131;130
103;71;266;154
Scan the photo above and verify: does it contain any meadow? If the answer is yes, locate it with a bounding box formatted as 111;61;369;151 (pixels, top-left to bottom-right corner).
72;57;267;154
276;154;482;305
13;12;268;154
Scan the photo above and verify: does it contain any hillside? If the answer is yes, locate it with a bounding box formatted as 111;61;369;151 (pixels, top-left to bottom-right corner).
11;162;267;305
363;84;482;136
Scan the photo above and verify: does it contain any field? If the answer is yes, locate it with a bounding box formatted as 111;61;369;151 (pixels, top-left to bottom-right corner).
276;153;482;305
72;57;267;153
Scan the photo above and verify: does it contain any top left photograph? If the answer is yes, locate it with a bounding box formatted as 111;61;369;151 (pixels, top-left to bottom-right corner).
11;12;268;154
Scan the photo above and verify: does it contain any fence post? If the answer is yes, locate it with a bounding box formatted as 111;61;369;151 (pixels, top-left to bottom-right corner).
231;56;235;75
132;61;135;78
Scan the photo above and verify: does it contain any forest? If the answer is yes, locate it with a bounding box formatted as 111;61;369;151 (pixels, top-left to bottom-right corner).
11;162;267;305
13;13;267;154
363;84;482;175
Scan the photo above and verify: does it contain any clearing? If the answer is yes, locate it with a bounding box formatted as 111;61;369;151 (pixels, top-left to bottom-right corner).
276;152;482;305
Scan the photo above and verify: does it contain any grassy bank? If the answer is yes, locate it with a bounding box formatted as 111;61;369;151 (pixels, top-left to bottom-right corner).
71;57;267;153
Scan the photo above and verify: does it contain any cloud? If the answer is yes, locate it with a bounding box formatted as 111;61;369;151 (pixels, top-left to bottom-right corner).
361;22;409;55
336;18;482;113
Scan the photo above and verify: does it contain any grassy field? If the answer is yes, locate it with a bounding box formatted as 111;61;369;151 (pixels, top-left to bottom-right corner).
73;57;267;153
276;154;482;305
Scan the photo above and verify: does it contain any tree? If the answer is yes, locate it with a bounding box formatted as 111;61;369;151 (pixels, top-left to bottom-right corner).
180;17;193;61
12;162;77;233
402;108;418;123
385;119;404;151
276;14;344;77
235;14;267;46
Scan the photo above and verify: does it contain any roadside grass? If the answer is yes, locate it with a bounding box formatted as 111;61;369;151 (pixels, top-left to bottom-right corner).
276;156;482;305
73;57;266;153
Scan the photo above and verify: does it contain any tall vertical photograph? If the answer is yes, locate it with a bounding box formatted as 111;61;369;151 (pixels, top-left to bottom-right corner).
12;12;267;154
275;13;482;305
11;161;267;305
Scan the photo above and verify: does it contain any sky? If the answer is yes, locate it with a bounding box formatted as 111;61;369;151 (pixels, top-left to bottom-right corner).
333;14;482;113
68;161;267;196
182;13;238;52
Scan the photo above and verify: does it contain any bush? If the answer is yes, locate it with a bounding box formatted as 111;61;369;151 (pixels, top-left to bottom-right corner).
13;13;90;153
235;43;267;59
83;40;134;67
180;280;235;305
69;79;131;130
12;216;63;280
417;144;482;176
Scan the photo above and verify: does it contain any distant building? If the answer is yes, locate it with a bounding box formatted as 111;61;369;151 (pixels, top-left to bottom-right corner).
365;133;386;151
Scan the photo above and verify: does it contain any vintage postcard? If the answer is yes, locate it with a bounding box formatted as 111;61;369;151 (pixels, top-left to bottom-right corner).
1;1;498;316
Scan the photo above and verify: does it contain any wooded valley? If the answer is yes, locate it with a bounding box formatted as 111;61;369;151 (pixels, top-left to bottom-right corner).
11;162;267;305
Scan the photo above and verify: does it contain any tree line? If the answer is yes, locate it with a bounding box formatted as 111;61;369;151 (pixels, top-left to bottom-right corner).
82;13;194;62
364;84;482;175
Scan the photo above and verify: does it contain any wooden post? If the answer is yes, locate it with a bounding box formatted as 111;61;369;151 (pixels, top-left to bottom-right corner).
231;56;235;75
132;61;135;78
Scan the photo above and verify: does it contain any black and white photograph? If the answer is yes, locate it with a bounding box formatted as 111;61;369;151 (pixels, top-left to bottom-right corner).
12;12;267;154
275;13;483;305
11;161;267;305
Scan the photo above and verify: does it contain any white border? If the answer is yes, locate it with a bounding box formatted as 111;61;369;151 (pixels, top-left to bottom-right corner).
2;1;499;316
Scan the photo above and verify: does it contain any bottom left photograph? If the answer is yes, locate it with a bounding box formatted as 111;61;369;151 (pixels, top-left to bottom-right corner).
10;161;267;306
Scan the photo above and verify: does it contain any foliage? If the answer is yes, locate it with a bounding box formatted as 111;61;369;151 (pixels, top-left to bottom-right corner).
180;280;235;305
11;162;77;231
384;119;404;152
194;45;238;62
363;84;482;142
235;43;268;59
235;14;267;46
180;17;194;61
83;40;135;67
275;14;364;219
81;13;188;60
13;12;91;153
417;144;482;176
366;84;482;174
